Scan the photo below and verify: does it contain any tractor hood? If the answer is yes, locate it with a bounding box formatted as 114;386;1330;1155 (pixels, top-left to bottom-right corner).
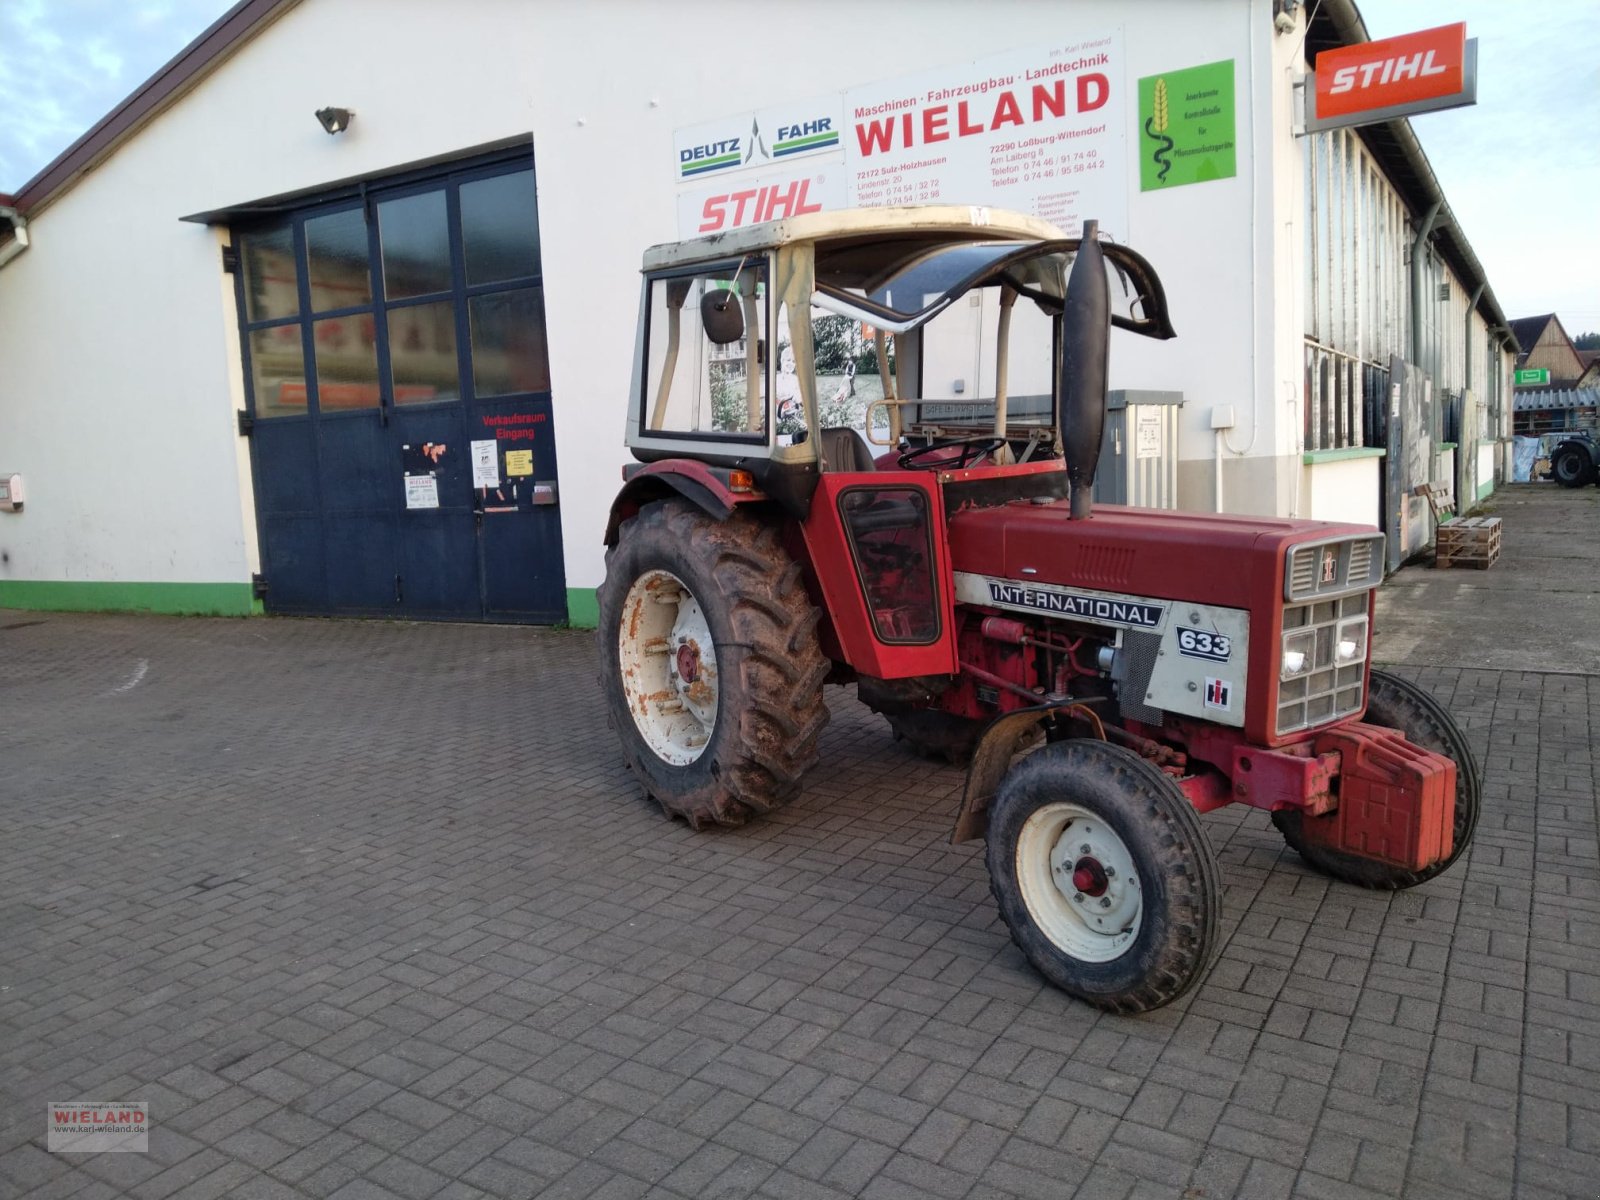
947;498;1380;613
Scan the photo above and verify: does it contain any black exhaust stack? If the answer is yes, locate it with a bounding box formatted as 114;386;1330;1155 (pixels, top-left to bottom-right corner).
1059;219;1110;520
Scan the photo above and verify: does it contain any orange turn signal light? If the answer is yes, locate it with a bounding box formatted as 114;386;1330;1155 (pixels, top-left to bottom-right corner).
728;470;754;493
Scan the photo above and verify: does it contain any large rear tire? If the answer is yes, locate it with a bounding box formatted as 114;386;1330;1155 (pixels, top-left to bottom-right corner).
1552;446;1594;488
598;500;829;828
985;740;1221;1013
1272;669;1481;888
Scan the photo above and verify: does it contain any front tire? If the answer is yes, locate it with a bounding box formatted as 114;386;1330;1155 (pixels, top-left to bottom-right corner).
598;500;829;828
986;740;1221;1013
1272;668;1481;888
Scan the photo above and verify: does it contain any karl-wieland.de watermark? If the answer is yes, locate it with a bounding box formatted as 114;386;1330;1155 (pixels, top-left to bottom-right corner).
47;1102;148;1153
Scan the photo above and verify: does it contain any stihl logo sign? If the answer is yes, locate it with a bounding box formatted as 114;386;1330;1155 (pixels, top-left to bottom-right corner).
1312;23;1473;128
697;179;824;233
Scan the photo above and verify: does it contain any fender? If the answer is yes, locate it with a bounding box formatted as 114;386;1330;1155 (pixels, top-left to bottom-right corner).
951;704;1061;843
604;459;760;545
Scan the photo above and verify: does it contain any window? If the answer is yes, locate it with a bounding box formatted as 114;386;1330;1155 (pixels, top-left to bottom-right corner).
235;160;547;420
839;487;940;643
642;263;769;440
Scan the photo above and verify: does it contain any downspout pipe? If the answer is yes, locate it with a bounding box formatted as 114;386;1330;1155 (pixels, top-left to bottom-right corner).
1409;199;1441;370
1464;283;1484;391
0;205;30;271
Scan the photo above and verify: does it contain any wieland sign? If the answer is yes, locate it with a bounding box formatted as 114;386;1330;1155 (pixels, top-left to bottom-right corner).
1305;22;1477;132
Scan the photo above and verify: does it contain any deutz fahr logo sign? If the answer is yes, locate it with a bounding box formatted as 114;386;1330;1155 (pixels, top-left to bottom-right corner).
676;103;843;181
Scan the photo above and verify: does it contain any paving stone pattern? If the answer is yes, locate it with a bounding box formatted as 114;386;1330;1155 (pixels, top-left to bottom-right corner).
0;606;1595;1199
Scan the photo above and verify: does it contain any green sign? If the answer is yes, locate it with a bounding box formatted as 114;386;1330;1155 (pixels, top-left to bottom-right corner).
1515;368;1551;386
1138;60;1237;192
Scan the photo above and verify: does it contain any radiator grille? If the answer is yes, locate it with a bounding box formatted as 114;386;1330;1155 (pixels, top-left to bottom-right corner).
1284;533;1385;602
1276;594;1367;735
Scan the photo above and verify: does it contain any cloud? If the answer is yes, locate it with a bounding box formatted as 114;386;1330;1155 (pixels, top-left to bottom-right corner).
0;0;228;188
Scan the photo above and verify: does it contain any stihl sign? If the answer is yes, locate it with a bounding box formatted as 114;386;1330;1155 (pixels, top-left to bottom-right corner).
1306;23;1477;132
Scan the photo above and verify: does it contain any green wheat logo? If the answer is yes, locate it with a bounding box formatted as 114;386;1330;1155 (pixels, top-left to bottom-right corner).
1145;78;1174;183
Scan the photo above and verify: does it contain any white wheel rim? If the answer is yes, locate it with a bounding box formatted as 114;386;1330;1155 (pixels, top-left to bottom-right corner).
1016;802;1142;963
617;569;718;765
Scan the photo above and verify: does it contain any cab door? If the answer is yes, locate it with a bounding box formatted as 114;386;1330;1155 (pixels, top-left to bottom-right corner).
801;472;958;678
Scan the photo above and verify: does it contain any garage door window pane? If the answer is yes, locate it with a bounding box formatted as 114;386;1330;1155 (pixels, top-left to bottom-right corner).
388;300;459;404
461;170;539;285
306;209;372;311
313;315;380;409
242;225;299;322
470;288;549;397
250;326;307;416
379;191;451;299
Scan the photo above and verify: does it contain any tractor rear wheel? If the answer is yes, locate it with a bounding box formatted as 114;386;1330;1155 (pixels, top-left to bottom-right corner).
1272;669;1481;888
1552;446;1594;488
885;710;984;766
986;740;1220;1013
598;500;829;828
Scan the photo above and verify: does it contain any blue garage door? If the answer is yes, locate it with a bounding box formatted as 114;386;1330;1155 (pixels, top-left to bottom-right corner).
234;151;565;622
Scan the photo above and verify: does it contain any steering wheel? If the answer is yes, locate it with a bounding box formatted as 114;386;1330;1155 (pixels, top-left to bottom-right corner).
897;436;1008;471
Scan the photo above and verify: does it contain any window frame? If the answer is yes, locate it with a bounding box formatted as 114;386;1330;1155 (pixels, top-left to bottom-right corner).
635;257;774;446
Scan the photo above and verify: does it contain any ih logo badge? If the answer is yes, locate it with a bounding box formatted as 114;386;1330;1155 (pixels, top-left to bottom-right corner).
1204;677;1232;710
1321;548;1338;584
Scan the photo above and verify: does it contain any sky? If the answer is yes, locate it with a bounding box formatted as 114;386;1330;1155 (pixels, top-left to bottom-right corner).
1;0;1596;334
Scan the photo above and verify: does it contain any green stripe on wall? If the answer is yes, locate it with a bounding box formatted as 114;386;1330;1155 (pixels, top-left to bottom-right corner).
565;587;599;630
0;580;260;617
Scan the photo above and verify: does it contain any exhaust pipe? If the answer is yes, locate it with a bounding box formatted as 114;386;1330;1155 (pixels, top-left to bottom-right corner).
1060;219;1110;520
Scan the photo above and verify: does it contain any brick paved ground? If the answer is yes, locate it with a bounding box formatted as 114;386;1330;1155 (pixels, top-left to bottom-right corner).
1;539;1596;1198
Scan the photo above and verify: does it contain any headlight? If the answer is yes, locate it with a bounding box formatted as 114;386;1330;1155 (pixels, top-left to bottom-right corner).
1336;616;1368;664
1281;628;1316;679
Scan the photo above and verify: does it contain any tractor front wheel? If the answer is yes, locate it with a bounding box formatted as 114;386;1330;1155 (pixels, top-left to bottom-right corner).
986;740;1221;1013
1272;669;1481;888
598;500;829;828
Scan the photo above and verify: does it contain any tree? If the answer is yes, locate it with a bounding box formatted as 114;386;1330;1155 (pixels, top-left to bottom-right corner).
1573;331;1600;351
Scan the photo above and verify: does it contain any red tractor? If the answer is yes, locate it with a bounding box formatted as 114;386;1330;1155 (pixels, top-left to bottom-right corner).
598;206;1478;1012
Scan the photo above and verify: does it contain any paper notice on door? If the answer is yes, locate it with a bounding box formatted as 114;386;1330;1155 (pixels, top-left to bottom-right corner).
504;449;534;477
471;440;500;487
404;475;440;510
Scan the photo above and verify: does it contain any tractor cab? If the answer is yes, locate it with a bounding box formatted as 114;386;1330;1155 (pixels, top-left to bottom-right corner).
626;205;1174;516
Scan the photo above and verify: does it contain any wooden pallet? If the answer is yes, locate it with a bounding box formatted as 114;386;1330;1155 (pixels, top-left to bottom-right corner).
1435;516;1502;569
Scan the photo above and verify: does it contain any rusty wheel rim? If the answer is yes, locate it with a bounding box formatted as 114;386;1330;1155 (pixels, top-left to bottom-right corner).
618;569;719;766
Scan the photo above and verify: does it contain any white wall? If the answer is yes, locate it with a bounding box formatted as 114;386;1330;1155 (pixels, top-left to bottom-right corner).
1301;456;1382;529
0;0;1275;601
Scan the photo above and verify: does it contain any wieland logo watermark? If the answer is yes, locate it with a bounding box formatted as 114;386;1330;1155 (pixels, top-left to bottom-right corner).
47;1102;148;1153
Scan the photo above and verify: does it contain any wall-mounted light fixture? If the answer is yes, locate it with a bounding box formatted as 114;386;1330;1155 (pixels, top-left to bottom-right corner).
315;107;353;135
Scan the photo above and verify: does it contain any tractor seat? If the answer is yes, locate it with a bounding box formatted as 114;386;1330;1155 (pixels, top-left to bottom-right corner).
820;426;877;473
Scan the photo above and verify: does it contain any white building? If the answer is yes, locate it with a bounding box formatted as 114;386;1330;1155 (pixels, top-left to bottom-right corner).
0;0;1515;624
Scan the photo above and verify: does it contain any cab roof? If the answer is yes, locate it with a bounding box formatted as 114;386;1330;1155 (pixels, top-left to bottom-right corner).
640;204;1065;271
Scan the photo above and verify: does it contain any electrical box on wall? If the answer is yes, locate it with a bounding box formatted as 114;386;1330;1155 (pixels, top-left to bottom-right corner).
1094;392;1184;509
0;473;23;512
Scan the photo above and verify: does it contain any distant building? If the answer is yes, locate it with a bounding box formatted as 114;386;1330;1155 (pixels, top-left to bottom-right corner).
1509;313;1587;389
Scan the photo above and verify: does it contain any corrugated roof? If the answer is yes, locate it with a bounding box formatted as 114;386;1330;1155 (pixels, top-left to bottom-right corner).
1513;388;1600;413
